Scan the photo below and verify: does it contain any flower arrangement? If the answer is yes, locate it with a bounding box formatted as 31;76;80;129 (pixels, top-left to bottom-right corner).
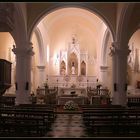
63;100;78;111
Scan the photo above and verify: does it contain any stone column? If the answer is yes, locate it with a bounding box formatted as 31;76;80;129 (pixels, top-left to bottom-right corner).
110;42;130;106
109;42;117;102
10;62;16;93
100;66;108;87
12;42;34;105
37;65;46;87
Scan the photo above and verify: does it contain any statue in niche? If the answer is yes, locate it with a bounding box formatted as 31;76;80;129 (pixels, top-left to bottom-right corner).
61;66;66;75
60;61;66;75
71;62;75;75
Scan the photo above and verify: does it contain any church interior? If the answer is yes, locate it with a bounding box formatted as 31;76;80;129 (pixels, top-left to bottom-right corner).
1;2;140;138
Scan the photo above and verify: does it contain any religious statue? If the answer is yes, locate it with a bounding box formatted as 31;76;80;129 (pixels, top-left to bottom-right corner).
71;62;75;74
61;65;66;75
96;79;102;95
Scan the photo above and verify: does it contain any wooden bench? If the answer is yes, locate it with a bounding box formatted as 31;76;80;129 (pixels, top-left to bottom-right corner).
82;107;140;136
0;106;55;136
127;97;140;108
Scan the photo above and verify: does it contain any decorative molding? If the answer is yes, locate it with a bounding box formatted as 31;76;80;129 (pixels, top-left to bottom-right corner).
37;65;46;70
109;41;131;57
64;75;71;82
0;4;14;31
100;66;108;71
12;42;34;56
77;75;83;82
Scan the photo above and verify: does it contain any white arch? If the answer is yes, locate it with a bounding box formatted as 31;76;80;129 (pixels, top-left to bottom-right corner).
116;3;135;45
34;27;45;66
11;3;28;45
101;28;112;66
28;4;115;42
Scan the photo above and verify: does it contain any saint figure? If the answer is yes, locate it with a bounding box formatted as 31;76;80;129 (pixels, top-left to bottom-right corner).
71;62;75;74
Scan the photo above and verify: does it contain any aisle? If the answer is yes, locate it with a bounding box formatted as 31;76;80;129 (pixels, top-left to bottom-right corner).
45;114;88;137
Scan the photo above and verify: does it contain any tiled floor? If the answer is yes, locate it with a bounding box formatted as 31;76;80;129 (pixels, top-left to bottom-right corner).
45;114;88;137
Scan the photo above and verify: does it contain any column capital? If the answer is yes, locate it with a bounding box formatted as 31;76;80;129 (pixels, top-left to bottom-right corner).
109;41;131;57
37;65;46;69
117;48;131;57
109;41;119;56
12;42;34;56
111;41;120;47
100;66;108;71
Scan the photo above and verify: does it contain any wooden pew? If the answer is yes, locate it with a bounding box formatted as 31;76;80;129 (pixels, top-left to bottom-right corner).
127;97;140;108
0;106;55;136
16;104;56;121
82;107;140;136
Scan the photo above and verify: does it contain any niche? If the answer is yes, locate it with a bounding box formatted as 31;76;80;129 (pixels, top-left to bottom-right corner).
60;60;66;75
81;61;86;75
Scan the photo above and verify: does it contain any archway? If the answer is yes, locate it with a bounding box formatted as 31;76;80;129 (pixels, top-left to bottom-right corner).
68;52;78;75
127;29;140;92
0;32;16;96
29;6;114;96
81;61;86;76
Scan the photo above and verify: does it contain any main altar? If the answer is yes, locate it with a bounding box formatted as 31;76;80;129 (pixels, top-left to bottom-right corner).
57;86;87;105
36;35;98;105
43;74;97;105
57;96;85;105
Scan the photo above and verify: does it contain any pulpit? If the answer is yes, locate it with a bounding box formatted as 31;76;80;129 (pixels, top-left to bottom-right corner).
0;59;12;106
0;59;12;95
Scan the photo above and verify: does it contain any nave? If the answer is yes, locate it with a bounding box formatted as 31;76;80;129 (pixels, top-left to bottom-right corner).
45;114;87;138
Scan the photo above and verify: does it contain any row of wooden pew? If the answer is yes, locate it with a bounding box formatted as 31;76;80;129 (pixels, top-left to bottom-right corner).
82;105;140;137
127;97;140;108
0;104;56;137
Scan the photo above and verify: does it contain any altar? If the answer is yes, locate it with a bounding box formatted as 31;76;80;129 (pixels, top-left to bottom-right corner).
58;87;87;96
57;96;85;105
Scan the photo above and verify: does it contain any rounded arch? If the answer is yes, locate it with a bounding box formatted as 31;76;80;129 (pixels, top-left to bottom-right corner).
0;3;17;45
125;4;140;45
101;28;112;66
128;27;140;46
116;3;135;46
68;52;78;75
8;3;28;49
34;27;45;66
28;4;115;42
